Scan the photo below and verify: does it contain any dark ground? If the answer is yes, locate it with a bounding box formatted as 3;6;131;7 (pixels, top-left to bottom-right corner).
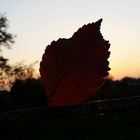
0;109;140;140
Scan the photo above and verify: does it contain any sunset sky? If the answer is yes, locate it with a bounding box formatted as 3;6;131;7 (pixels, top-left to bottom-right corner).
0;0;140;80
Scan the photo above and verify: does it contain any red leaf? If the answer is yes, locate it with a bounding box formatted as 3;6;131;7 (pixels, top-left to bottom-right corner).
40;19;110;106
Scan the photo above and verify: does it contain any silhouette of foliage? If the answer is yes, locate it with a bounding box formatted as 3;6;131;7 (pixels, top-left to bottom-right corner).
0;13;37;90
0;61;36;90
0;14;15;50
0;13;43;112
0;90;13;112
87;77;140;101
10;78;47;109
0;13;16;90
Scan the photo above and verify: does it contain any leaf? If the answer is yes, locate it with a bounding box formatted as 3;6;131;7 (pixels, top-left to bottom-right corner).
40;19;110;106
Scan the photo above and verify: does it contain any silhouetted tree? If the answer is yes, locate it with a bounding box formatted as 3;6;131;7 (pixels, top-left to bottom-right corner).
0;90;13;112
0;14;37;90
0;13;15;50
0;13;15;90
87;77;140;101
0;61;37;90
11;78;47;109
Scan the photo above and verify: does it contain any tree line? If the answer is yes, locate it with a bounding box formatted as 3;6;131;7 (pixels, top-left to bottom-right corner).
88;77;140;101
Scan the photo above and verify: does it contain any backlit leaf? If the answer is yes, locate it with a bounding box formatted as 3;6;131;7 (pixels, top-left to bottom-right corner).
40;19;110;106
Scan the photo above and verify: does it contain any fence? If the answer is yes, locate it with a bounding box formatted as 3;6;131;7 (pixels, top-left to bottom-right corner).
0;95;140;121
